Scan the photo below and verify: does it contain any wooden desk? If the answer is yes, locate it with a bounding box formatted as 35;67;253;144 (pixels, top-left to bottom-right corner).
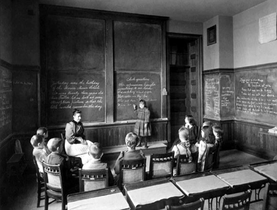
67;186;130;210
251;161;277;182
124;178;183;210
172;173;229;210
213;168;268;201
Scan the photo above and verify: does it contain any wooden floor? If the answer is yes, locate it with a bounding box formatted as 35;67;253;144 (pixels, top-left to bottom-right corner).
0;149;268;210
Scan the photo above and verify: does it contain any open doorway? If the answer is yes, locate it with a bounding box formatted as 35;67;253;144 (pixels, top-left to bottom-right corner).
167;33;202;143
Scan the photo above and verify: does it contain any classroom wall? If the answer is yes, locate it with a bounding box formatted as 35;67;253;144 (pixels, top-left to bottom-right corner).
233;0;277;68
203;16;233;70
203;16;219;70
232;0;277;159
168;20;203;35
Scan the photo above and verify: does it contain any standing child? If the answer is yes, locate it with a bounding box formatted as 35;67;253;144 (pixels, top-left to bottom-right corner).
171;127;192;162
133;99;151;148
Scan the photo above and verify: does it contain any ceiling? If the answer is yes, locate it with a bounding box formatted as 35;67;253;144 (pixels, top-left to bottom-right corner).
41;0;267;22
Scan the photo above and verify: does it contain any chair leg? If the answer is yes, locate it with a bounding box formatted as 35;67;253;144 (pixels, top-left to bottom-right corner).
37;183;41;207
44;194;48;210
62;197;66;210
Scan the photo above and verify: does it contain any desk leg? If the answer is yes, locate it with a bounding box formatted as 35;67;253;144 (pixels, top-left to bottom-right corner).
208;198;213;210
216;196;222;210
255;184;266;201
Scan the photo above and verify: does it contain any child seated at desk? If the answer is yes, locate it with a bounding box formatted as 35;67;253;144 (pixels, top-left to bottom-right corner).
36;127;51;154
113;132;145;176
171;127;192;162
83;143;105;170
195;122;216;172
32;134;50;173
46;138;65;165
183;115;199;146
83;143;114;186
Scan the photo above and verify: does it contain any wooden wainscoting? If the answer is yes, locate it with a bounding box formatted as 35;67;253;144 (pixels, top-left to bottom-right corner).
50;120;168;148
234;120;277;159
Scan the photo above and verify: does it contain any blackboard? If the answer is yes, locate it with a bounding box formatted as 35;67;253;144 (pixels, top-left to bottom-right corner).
220;73;235;118
48;71;105;124
114;21;162;71
13;70;38;132
45;15;106;125
204;74;220;119
115;72;161;121
46;15;105;71
0;66;12;140
204;73;235;120
235;68;277;125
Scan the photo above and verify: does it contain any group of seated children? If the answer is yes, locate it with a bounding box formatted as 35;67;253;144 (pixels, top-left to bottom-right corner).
31;127;141;186
171;115;223;172
31;111;223;192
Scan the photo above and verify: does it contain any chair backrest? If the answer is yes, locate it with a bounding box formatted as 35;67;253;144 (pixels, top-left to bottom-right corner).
176;154;196;176
221;189;252;210
262;182;277;210
120;158;146;184
33;155;44;181
149;152;174;179
42;161;64;194
79;168;109;192
165;198;205;210
15;139;23;154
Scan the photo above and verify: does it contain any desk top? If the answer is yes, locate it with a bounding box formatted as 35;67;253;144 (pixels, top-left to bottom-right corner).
173;175;229;196
67;187;129;210
125;179;183;207
253;162;277;182
215;169;267;187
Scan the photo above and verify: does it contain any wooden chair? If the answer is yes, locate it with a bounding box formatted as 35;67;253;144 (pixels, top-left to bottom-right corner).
120;158;146;184
79;168;109;192
149;152;174;179
32;156;45;207
165;198;204;210
221;189;252;210
176;154;196;176
262;182;277;210
42;161;67;210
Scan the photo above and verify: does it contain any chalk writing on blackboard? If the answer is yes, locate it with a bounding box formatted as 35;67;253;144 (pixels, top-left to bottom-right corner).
204;76;220;118
115;72;161;121
50;80;104;111
236;78;277;115
0;68;12;128
117;77;157;107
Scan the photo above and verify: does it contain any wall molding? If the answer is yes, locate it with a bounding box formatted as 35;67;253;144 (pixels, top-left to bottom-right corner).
234;62;277;72
0;59;13;70
203;68;234;74
13;64;40;72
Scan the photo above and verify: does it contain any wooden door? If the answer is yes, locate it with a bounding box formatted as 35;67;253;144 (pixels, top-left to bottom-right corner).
167;34;202;144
